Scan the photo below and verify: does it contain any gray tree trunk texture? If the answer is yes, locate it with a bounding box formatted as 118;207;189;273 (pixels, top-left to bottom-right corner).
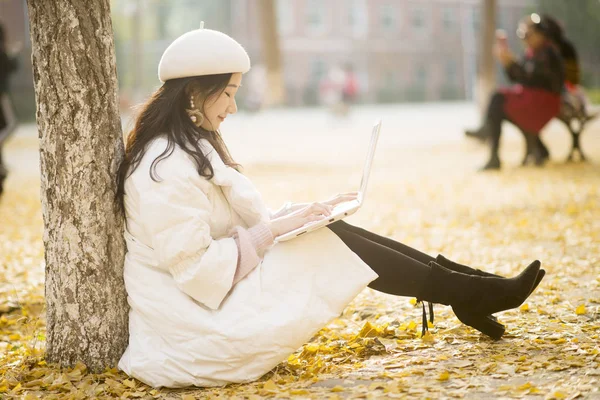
26;0;128;372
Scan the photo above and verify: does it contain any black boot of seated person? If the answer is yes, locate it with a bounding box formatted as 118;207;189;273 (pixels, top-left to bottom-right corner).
465;125;490;141
480;155;501;171
417;260;541;339
435;255;545;326
435;255;546;298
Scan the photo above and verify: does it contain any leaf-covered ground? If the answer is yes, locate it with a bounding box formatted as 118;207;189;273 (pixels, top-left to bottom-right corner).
1;113;599;399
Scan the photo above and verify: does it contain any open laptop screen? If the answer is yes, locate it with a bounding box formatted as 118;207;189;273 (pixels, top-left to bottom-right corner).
358;120;382;201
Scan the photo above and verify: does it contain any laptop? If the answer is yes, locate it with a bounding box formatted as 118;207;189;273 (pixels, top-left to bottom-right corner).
274;119;382;242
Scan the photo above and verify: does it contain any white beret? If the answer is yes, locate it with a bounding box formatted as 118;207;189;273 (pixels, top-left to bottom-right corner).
158;26;251;82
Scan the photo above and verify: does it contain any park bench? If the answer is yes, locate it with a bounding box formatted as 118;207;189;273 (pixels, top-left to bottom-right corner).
555;99;598;161
523;96;598;164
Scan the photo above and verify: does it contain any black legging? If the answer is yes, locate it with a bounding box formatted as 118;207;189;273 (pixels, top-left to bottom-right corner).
327;220;433;297
486;92;507;159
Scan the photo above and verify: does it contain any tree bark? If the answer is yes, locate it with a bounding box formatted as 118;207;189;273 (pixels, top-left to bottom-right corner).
477;0;497;114
257;0;286;106
26;0;128;372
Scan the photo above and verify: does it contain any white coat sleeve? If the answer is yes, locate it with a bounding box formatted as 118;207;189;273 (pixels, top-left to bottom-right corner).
139;157;239;310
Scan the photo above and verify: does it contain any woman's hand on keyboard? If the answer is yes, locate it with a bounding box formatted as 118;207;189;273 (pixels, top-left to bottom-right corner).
322;192;359;207
269;202;334;237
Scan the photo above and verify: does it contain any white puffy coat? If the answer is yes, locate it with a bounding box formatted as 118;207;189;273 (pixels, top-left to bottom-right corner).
117;137;378;388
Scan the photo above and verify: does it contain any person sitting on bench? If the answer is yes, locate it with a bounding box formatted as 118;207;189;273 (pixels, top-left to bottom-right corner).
465;14;564;170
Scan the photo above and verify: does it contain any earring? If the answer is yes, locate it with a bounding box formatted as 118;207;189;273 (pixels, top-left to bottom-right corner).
186;108;205;127
187;95;204;127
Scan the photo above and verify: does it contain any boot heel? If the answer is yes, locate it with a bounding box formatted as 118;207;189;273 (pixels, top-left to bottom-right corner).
453;307;505;340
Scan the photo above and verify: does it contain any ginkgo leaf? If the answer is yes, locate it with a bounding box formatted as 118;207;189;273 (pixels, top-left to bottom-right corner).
518;382;533;390
437;371;450;381
262;380;277;391
421;331;435;343
123;379;136;389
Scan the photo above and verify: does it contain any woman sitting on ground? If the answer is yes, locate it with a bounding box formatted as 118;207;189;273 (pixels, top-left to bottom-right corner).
466;14;564;170
116;26;545;388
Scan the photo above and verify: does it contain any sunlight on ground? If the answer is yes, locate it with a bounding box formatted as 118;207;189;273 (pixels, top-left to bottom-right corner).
0;129;599;399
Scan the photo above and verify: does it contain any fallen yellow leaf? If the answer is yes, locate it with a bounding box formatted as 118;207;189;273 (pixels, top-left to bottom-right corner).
305;343;320;353
290;389;309;395
518;382;533;390
437;371;450;381
576;304;586;315
123;379;136;389
520;303;529;312
330;385;345;392
421;331;435;343
262;380;277;391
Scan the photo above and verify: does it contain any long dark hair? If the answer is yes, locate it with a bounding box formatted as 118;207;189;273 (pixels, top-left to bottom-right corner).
539;14;577;58
116;73;239;203
538;14;579;84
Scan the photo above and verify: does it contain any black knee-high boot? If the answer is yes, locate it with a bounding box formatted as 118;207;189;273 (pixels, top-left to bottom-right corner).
433;255;545;334
521;132;549;166
479;92;507;170
416;260;541;339
435;254;546;297
329;226;542;339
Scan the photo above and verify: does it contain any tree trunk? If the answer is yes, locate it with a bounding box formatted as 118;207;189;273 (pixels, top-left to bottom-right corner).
257;0;286;106
26;0;128;372
477;0;497;113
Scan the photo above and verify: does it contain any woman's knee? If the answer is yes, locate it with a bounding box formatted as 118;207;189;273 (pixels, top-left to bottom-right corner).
328;220;351;233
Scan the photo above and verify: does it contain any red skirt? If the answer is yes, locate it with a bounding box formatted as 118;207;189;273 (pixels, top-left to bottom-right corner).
500;85;561;134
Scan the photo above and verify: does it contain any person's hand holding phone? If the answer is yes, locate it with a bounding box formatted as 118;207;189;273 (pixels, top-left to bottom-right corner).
493;29;514;66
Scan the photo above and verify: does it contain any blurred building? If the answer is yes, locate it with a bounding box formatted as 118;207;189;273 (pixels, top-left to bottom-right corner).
110;0;536;106
2;0;599;114
232;0;534;106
